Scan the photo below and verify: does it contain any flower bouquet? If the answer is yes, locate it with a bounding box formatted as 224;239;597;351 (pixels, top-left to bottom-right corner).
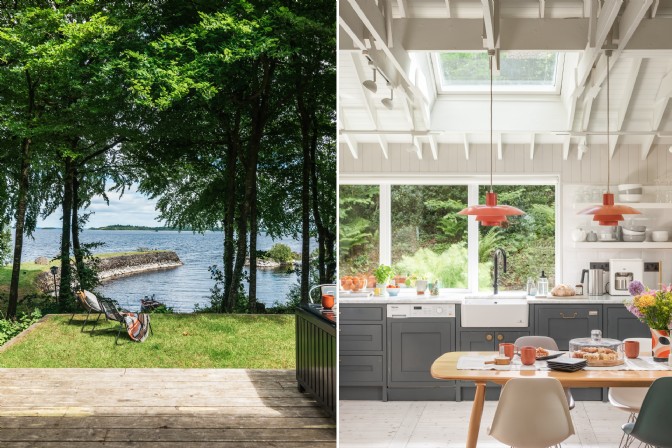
625;281;672;361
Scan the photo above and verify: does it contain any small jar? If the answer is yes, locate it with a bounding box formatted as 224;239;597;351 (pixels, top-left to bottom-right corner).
575;284;584;295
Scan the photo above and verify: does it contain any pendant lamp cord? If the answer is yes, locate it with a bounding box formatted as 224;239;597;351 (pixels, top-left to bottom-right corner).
607;52;610;194
489;52;493;193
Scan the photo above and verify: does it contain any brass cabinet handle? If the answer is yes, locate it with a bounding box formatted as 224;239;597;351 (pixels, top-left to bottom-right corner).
497;334;504;342
486;334;493;341
560;312;578;319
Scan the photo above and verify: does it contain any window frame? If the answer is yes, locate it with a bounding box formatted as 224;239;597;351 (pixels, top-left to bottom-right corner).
431;52;566;95
339;174;561;294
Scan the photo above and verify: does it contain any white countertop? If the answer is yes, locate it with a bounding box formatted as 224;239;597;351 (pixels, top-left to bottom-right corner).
338;292;629;305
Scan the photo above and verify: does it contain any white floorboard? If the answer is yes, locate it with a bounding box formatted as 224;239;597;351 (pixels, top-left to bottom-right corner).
339;400;628;447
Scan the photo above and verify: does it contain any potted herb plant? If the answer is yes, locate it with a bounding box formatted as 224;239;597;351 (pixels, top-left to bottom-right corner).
373;264;394;296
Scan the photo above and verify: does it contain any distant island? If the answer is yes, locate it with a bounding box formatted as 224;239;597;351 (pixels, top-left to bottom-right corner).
89;225;222;231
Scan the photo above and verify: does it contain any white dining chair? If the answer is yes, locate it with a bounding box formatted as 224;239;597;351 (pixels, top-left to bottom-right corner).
608;337;653;447
489;377;575;448
514;335;575;410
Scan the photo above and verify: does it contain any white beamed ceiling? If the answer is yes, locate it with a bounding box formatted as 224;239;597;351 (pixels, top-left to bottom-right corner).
339;0;672;158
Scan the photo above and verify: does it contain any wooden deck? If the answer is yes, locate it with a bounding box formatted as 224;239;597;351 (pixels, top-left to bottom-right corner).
0;369;335;447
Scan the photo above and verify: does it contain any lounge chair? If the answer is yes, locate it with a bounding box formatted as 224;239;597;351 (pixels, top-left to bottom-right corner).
71;290;103;332
94;298;153;345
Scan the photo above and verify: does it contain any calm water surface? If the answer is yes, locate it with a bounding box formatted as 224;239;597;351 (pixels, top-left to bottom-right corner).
20;229;305;312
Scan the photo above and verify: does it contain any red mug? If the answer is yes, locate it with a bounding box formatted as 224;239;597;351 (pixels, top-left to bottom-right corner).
520;346;537;366
499;343;514;359
321;294;334;310
624;340;640;359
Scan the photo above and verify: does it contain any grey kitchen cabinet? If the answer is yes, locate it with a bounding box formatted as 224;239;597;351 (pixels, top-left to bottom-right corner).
603;305;650;341
388;319;454;384
534;305;601;350
459;330;530;351
534;304;602;401
339;304;388;401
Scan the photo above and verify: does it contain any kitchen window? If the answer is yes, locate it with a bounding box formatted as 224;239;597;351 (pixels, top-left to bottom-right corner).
338;180;558;293
339;185;380;276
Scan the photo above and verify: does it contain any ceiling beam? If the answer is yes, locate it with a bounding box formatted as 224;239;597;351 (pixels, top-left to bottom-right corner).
563;136;571;160
481;0;498;50
530;134;536;160
392;18;672;52
343;134;358;159
444;0;451;18
464;134;470;160
378;135;389;159
413;136;422;159
588;0;598;47
652;66;672;135
610;57;643;158
396;0;409;18
428;135;438;160
641;134;655;160
539;0;545;18
578;136;587;161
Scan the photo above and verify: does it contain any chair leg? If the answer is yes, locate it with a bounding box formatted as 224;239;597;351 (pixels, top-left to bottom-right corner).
80;310;91;332
114;322;123;345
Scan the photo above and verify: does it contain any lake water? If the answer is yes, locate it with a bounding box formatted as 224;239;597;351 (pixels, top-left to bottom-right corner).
19;229;306;312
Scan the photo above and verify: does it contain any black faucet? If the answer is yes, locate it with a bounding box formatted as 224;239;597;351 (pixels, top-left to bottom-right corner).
493;248;507;295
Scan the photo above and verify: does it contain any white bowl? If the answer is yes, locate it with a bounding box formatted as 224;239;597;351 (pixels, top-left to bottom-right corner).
622;228;646;236
652;231;669;242
618;184;643;191
619;194;642;203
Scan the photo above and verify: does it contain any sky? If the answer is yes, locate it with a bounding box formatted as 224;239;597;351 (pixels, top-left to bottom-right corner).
39;187;163;228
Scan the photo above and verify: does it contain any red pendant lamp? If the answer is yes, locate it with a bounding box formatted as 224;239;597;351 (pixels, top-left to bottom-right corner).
458;51;524;226
578;51;640;226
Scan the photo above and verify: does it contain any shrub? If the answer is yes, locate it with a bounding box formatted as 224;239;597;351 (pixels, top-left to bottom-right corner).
0;309;42;346
267;243;294;263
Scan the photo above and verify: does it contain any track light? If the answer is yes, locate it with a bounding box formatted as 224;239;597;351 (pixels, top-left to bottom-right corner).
362;68;377;93
381;85;394;109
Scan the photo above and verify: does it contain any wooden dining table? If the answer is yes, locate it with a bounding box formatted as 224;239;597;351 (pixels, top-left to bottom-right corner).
431;351;672;448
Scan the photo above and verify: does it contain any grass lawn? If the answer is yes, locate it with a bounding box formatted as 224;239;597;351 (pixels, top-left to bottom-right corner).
0;261;57;298
0;314;296;369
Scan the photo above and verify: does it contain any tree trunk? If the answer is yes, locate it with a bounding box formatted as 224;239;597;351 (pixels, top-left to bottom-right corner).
7;137;32;319
248;177;258;313
222;143;237;312
58;157;74;305
71;168;85;288
226;58;275;312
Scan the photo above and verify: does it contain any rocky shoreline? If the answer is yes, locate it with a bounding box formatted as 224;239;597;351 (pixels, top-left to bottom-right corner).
34;251;183;292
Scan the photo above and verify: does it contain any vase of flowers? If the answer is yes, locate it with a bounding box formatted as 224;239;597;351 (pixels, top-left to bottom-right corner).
626;281;672;362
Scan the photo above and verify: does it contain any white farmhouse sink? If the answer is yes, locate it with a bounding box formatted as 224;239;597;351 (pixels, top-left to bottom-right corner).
461;292;529;327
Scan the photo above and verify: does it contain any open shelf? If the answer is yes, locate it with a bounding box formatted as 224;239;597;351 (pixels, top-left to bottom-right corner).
573;202;672;210
572;242;672;249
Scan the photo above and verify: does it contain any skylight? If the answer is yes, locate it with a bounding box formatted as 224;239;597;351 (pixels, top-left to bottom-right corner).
434;51;560;93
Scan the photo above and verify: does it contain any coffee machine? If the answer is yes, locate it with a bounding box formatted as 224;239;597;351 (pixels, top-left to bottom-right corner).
609;259;644;296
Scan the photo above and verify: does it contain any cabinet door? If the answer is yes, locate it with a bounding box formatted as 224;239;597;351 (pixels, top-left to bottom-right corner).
339;355;384;385
459;331;495;351
604;306;650;340
389;319;454;383
496;331;530;345
535;306;601;350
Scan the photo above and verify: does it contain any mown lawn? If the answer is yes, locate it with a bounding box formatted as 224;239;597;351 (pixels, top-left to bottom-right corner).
0;261;56;299
0;314;296;369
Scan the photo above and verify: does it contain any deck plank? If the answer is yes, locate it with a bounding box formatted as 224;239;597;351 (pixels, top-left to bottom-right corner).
0;369;334;446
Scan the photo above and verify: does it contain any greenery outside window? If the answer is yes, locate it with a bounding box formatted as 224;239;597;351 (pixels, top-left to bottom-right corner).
339;182;557;293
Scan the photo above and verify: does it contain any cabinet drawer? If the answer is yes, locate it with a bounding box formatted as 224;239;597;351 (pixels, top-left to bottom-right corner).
340;324;383;352
535;305;601;350
339;355;384;385
339;306;383;322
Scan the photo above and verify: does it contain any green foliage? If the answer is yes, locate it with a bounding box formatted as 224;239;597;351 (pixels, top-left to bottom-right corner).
0;226;10;267
0;309;42;347
373;265;394;285
396;246;468;289
339;185;379;275
267;243;294;263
